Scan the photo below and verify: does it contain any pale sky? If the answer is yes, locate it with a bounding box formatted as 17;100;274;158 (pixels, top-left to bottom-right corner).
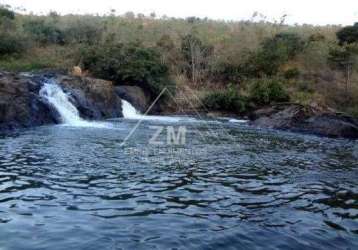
2;0;358;25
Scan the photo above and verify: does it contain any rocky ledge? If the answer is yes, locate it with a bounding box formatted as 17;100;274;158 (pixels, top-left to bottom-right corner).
250;104;358;139
0;71;123;130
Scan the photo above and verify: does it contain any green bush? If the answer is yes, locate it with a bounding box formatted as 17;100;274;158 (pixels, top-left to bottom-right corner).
249;78;290;105
0;6;15;20
283;68;300;79
82;42;175;98
0;33;25;56
63;19;103;45
202;84;247;113
23;20;64;45
243;32;306;77
336;23;358;45
210;62;241;83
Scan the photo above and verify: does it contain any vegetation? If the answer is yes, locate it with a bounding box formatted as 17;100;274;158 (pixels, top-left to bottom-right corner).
81;42;174;98
0;5;358;115
249;78;290;106
202;84;247;113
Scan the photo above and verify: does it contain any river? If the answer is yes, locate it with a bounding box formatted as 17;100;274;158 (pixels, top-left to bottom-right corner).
0;82;357;249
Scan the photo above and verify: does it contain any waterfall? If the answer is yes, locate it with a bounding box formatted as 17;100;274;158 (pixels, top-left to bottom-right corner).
121;100;142;119
121;99;190;122
39;80;108;128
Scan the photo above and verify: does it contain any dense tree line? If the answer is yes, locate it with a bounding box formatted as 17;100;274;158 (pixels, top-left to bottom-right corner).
0;5;358;115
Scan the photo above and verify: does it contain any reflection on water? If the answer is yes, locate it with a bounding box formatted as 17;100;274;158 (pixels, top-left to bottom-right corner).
0;119;357;249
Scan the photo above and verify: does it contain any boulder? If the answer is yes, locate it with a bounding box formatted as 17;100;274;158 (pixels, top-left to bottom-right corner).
0;71;124;131
115;85;151;113
251;104;358;139
56;75;123;119
0;71;57;131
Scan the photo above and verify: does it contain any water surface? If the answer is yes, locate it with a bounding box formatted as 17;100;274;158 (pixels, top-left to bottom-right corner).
0;119;357;249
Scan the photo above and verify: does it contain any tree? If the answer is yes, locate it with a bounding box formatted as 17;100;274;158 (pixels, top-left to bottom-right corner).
181;33;213;84
157;34;179;72
249;78;290;105
328;43;358;95
0;5;15;32
81;42;175;99
23;19;65;45
0;6;15;20
336;23;358;45
243;32;305;77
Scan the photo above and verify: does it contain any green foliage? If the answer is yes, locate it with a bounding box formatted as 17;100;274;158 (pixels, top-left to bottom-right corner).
0;6;15;20
249;78;290;105
0;57;50;71
243;32;306;77
1;7;358;116
211;62;241;83
63;19;103;45
202;84;247;113
0;6;16;33
336;23;358;45
82;42;175;98
283;68;300;80
23;20;64;45
157;34;175;51
328;43;358;76
0;33;25;56
181;33;213;82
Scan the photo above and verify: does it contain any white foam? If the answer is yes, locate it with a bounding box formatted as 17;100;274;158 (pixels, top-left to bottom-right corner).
121;99;196;122
40;80;112;129
229;118;248;123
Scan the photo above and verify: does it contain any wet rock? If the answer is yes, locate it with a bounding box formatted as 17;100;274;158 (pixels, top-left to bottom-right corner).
0;71;57;130
115;85;151;113
251;104;358;139
0;70;123;131
56;75;123;119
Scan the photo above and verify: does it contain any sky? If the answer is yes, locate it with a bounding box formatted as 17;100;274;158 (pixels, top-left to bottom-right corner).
2;0;358;25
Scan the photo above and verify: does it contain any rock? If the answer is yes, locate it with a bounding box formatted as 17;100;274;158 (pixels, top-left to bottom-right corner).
251;104;358;139
71;66;82;77
0;71;57;130
115;85;151;113
0;71;123;131
56;75;123;119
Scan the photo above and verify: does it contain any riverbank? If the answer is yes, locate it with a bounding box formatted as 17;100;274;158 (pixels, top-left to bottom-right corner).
1;70;358;139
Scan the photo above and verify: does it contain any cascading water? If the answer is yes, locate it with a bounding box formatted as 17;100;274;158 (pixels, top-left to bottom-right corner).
40;80;109;128
121;100;142;119
40;82;82;124
121;99;184;122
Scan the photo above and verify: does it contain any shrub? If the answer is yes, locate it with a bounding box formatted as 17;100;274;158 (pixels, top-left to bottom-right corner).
0;6;15;20
63;20;103;45
210;62;241;83
0;33;25;56
181;33;213;83
23;20;64;45
82;42;175;98
283;68;300;79
202;84;247;113
249;78;290;105
243;32;306;77
336;23;358;45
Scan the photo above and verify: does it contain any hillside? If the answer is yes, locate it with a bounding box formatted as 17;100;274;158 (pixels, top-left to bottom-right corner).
0;5;357;116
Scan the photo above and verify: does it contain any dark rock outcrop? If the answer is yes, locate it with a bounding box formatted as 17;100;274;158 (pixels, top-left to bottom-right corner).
115;85;151;113
250;104;358;139
0;71;57;130
56;75;123;119
0;71;123;131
